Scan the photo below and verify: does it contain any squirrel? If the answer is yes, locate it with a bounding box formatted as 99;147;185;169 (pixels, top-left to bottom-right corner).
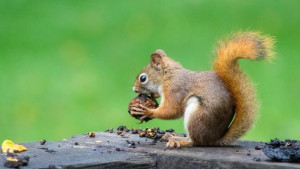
130;32;274;148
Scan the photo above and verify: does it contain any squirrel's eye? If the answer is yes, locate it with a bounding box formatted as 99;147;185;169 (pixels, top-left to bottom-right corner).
139;73;148;84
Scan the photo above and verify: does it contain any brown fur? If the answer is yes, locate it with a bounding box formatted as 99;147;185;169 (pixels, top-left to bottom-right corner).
214;32;274;145
132;32;274;146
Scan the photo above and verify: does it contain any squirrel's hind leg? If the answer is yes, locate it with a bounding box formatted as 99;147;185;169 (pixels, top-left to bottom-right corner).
166;137;193;148
162;132;193;148
184;96;218;146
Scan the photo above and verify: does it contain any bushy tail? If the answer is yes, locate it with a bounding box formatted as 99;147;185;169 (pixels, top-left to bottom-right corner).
214;32;274;145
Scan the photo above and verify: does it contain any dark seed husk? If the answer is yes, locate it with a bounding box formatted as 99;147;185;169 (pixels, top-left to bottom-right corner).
88;132;96;138
166;129;174;132
131;128;138;134
117;126;127;131
40;139;46;145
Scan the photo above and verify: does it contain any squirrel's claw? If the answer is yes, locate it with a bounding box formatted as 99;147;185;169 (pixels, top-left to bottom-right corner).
137;104;155;119
140;115;148;121
130;111;145;115
166;139;181;149
161;132;177;142
130;106;148;119
138;104;149;111
131;107;145;112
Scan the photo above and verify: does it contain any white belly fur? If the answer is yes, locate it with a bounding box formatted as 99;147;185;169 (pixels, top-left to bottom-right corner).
158;86;164;106
184;97;199;138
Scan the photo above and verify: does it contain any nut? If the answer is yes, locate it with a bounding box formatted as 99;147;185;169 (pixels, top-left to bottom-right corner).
128;94;159;122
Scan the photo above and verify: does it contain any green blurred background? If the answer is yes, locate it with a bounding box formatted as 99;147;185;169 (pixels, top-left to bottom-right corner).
0;0;299;143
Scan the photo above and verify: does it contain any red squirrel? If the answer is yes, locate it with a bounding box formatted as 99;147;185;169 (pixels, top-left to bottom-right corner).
131;32;274;148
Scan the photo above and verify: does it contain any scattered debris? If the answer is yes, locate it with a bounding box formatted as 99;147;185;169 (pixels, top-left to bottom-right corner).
131;128;138;134
117;126;127;131
40;139;47;145
126;140;136;148
4;155;30;168
128;94;159;122
128;143;136;148
166;129;174;133
105;129;114;133
111;126;182;147
146;131;156;138
262;138;300;162
38;147;56;153
158;130;165;134
116;131;126;137
254;145;261;150
154;134;162;140
150;139;157;145
139;129;147;137
115;147;123;151
1;140;27;154
146;128;157;138
88;132;96;138
253;157;261;162
116;126;131;135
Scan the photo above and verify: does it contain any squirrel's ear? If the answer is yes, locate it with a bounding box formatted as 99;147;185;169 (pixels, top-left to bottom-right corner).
151;51;164;72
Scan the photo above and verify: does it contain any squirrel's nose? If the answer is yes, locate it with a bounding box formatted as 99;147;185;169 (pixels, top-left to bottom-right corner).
133;87;138;93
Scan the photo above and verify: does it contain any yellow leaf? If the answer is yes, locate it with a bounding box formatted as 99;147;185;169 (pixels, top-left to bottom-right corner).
1;140;27;154
6;157;18;162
